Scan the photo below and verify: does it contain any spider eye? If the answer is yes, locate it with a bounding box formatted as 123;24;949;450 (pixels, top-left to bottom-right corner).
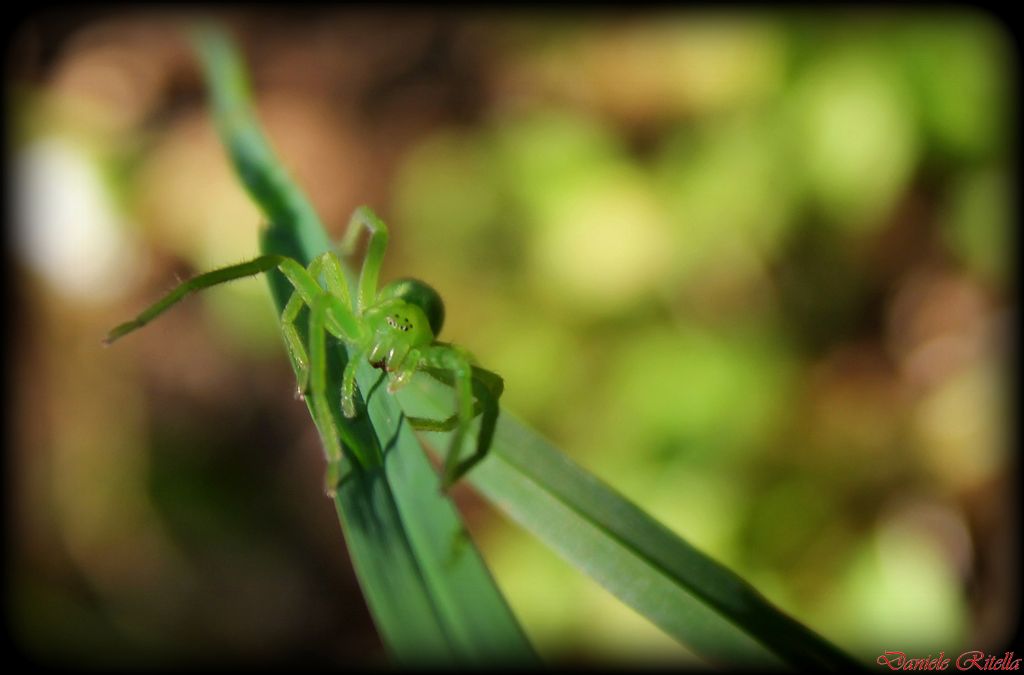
377;278;445;336
386;314;415;333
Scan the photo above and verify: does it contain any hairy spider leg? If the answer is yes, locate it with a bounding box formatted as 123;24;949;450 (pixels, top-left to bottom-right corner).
104;255;289;345
340;205;389;315
104;254;329;345
406;366;504;489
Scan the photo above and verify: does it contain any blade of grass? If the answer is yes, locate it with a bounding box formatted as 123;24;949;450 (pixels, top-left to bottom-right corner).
359;360;537;662
193;25;535;665
397;376;869;671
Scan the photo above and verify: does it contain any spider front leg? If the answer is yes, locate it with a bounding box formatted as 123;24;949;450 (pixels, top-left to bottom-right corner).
105;255;289;344
340;205;389;314
106;251;366;496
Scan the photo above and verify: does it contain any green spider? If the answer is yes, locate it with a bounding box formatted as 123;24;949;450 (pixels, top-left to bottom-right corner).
105;206;503;494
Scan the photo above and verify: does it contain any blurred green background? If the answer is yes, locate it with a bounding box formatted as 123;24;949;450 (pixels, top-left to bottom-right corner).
7;8;1016;667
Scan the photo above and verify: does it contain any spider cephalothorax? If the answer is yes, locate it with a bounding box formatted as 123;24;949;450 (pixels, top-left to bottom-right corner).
364;279;444;371
377;278;445;335
106;206;503;494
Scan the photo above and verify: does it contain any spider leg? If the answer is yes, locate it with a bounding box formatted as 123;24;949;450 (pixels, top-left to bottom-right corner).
307;286;366;437
104;255;288;344
408;366;503;488
315;250;353;309
281;292;310;399
462;366;504;480
280;252;358;399
276;256;361;337
280;255;326;398
405;398;485;432
339;205;389;315
415;346;484;491
106;250;367;495
308;293;371;495
279;256;366;493
302;250;374;419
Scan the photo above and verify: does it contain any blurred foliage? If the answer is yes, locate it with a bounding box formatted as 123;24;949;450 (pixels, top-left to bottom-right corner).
8;7;1015;667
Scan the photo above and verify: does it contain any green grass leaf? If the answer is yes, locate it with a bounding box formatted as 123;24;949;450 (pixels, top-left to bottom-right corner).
192;25;536;666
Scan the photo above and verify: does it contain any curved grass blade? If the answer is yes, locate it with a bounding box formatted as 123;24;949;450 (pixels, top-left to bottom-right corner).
193;25;535;665
397;376;869;671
